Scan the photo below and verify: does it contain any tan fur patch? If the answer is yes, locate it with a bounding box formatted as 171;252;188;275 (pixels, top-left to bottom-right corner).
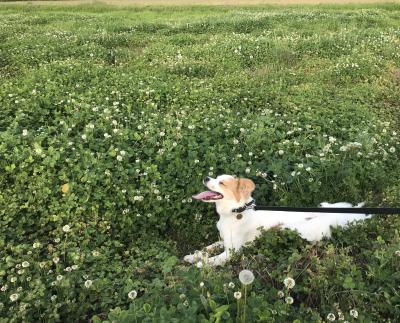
220;177;241;202
220;177;256;202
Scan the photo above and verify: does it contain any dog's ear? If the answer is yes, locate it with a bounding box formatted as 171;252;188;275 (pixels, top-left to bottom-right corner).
238;178;255;199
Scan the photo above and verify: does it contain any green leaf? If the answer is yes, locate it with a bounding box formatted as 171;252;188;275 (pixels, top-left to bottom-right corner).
143;303;151;313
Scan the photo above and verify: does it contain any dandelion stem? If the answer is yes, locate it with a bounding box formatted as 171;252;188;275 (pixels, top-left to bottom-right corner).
243;285;247;323
236;299;240;323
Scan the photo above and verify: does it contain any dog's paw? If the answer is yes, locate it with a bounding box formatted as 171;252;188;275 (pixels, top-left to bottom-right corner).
184;250;210;265
183;254;196;264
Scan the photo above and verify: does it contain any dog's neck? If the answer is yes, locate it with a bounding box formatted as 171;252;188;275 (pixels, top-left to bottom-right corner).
216;196;254;218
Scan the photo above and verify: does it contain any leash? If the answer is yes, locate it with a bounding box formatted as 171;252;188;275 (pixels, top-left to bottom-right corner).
231;200;400;214
253;206;400;214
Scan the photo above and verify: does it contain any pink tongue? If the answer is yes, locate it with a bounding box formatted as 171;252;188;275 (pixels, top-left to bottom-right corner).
192;191;219;200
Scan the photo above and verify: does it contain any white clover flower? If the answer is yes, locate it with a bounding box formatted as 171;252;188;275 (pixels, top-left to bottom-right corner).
233;291;242;299
179;293;186;300
389;147;396;153
306;167;312;172
92;251;100;257
72;265;78;270
10;293;19;302
338;311;345;320
233;139;239;145
119;150;126;156
1;285;8;292
117;155;123;161
81;134;87;140
128;290;137;299
21;261;29;268
33;242;40;249
84;280;93;288
62;225;71;233
199;282;204;288
327;313;336;321
10;277;17;283
285;296;294;304
297;163;304;169
22;129;28;136
395;250;400;256
283;277;295;289
239;269;255;285
278;150;284;155
194;159;200;163
228;282;235;289
350;309;358;318
329;136;336;143
51;295;57;302
245;168;251;174
277;290;284;298
56;275;63;281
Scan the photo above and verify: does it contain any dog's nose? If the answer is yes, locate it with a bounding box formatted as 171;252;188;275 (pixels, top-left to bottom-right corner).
203;176;211;184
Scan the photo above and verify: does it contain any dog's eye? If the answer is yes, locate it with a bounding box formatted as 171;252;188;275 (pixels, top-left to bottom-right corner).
219;181;225;186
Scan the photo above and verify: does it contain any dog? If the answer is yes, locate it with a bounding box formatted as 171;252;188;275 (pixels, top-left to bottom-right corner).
184;174;368;267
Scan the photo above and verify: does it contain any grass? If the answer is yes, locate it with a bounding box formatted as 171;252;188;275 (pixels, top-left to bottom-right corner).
0;2;400;322
1;0;398;5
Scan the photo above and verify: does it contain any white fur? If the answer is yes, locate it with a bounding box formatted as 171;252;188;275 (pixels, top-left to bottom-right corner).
184;175;369;267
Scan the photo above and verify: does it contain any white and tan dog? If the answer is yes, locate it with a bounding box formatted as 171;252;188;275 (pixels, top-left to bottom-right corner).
184;174;368;267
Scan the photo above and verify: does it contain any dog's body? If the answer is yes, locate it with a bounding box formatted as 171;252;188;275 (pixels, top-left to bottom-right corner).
184;175;369;267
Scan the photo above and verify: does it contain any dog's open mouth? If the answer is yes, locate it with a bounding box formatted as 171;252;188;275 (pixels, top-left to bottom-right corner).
192;191;224;201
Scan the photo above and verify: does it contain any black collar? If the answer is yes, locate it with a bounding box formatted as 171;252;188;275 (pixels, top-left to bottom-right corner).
232;199;256;213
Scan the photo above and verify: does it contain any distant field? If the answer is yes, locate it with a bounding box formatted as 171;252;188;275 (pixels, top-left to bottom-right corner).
1;0;398;5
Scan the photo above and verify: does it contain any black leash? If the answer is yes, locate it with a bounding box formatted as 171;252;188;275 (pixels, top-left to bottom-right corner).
231;200;400;214
253;206;400;214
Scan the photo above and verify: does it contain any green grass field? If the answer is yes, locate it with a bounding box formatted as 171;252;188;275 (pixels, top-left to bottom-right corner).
1;3;400;322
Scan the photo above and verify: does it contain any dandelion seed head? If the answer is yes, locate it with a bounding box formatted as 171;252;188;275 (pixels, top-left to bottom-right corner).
239;269;255;285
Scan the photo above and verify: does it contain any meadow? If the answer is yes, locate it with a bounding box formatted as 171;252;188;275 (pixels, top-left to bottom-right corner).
0;2;400;322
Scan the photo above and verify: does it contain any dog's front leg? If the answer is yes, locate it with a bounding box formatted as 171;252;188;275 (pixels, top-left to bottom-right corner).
194;250;230;267
204;241;224;252
183;241;223;264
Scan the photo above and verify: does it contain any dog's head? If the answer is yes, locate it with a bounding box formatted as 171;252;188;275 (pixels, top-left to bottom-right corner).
192;175;255;205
